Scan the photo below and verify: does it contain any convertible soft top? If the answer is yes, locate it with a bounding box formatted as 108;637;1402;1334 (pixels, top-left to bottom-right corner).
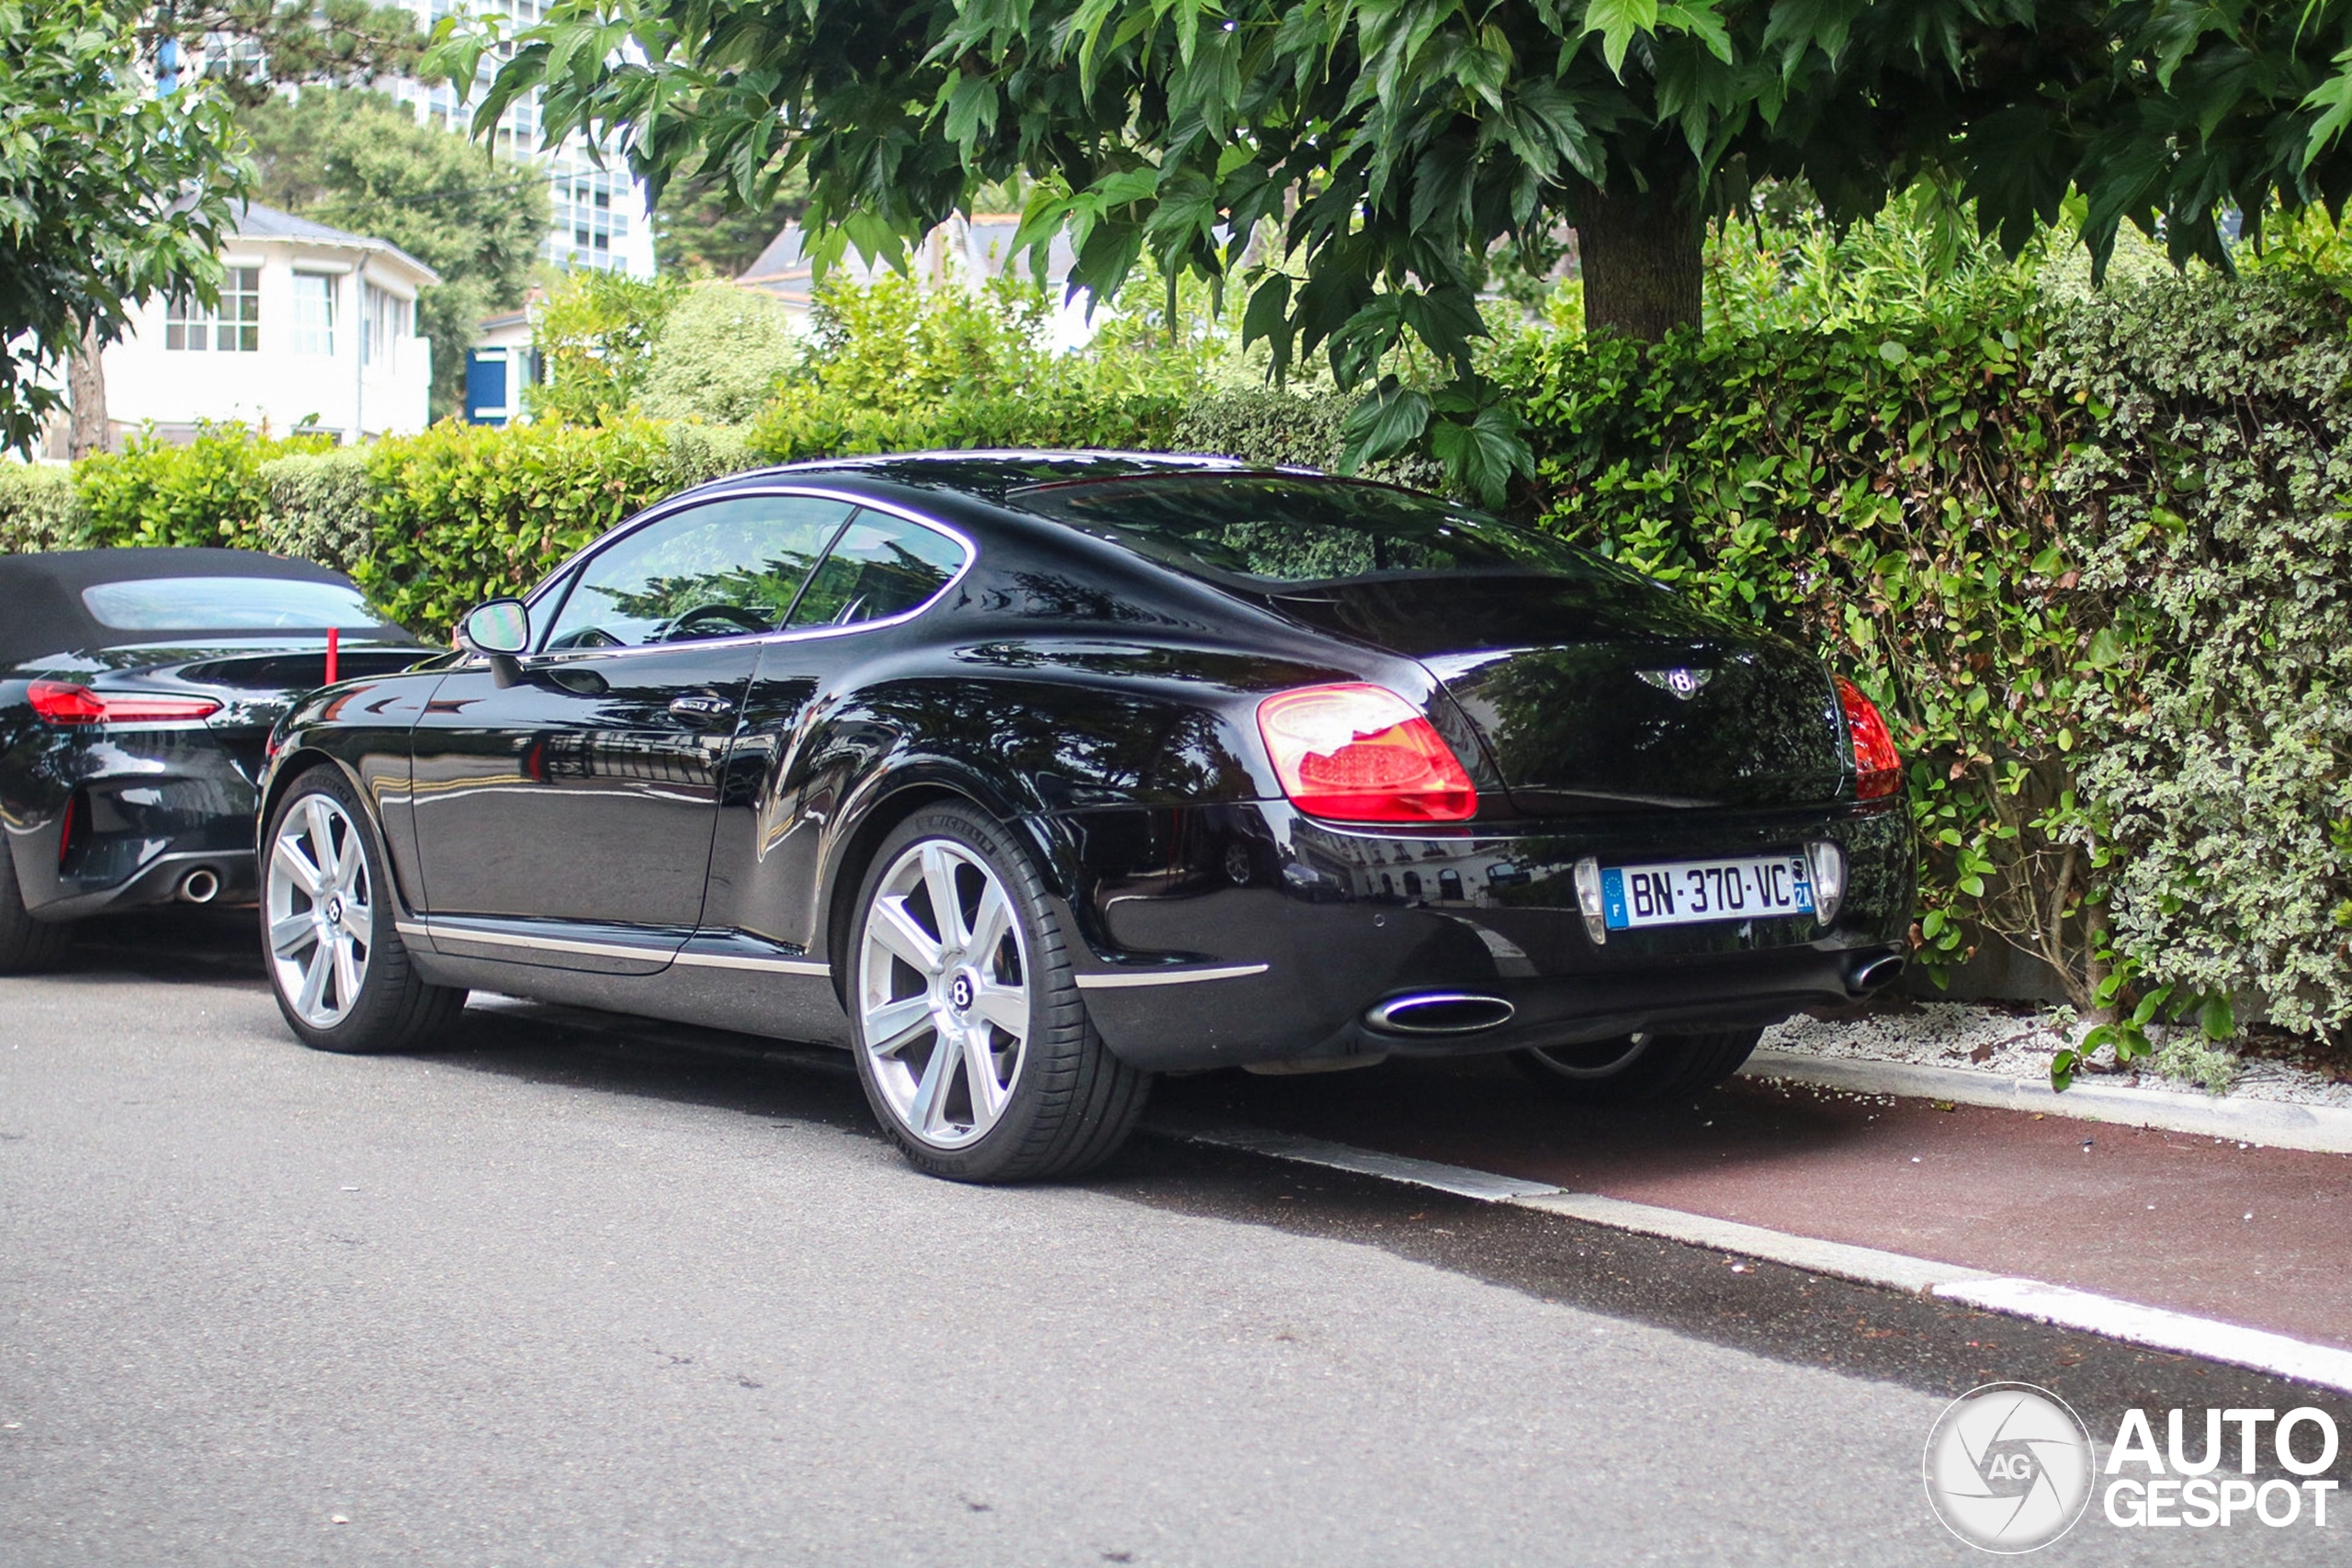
0;547;369;668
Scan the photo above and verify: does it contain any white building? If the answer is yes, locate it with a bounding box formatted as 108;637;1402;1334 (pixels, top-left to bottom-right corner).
736;216;1090;347
98;202;437;445
390;0;657;279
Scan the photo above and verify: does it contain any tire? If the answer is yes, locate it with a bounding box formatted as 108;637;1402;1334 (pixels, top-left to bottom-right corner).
1512;1027;1764;1106
0;835;72;976
846;802;1151;1183
261;766;466;1054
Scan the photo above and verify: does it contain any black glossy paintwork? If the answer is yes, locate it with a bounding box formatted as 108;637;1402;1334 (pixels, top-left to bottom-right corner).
260;454;1917;1071
1;635;424;920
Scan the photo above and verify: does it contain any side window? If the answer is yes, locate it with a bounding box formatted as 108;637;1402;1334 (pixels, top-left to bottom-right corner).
542;495;854;649
786;511;967;629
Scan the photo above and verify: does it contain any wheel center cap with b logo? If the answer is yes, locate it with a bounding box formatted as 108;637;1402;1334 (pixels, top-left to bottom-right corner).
323;897;345;926
949;973;975;1012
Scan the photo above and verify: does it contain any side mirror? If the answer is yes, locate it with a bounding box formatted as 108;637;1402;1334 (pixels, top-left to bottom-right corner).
457;599;530;686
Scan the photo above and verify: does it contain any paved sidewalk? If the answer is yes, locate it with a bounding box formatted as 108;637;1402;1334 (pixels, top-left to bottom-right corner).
1154;1058;2352;1351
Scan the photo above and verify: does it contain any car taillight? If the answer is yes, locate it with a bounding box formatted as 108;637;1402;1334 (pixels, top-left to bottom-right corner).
28;680;220;728
1837;677;1902;799
1255;683;1477;823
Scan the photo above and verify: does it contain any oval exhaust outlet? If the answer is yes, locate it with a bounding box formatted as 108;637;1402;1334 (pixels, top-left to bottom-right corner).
1847;953;1905;995
1365;992;1515;1035
176;868;220;905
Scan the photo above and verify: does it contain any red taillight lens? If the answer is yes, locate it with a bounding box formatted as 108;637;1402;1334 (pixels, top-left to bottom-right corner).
1837;677;1902;799
1256;683;1477;823
28;680;220;728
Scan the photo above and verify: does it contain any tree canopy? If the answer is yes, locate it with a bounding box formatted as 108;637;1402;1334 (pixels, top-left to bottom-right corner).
441;0;2352;496
0;0;245;456
243;89;551;422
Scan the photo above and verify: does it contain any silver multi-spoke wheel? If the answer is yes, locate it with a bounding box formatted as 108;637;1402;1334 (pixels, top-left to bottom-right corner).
857;838;1031;1149
266;793;374;1030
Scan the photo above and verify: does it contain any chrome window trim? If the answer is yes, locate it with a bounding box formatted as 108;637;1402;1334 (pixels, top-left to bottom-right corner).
458;485;979;670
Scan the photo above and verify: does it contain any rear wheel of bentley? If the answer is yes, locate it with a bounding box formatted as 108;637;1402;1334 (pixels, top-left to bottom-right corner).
1513;1027;1763;1105
849;803;1149;1183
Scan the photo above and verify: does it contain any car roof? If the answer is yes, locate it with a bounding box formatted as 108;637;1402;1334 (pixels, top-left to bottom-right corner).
0;547;364;669
698;449;1280;504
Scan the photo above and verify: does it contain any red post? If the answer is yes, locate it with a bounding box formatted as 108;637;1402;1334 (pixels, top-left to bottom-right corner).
325;626;340;686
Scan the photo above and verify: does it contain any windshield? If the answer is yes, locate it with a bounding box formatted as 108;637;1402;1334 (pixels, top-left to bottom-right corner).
81;577;388;631
1007;473;1599;586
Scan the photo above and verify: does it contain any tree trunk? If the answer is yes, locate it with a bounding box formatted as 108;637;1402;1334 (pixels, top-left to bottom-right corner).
1574;179;1702;341
67;324;109;458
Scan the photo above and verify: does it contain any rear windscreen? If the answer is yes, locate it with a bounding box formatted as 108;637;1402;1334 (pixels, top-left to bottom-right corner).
82;577;387;631
1007;474;1597;585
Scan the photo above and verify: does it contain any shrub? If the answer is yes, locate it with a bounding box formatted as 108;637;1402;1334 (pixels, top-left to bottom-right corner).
530;270;686;425
253;449;378;578
75;424;334;549
0;463;87;552
1171;387;1446;491
2045;276;2352;1047
361;417;767;634
638;284;797;425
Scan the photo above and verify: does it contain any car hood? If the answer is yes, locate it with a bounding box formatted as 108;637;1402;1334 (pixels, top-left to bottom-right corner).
1264;574;1850;813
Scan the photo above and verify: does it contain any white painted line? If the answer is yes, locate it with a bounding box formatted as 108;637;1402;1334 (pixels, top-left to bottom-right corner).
1159;1118;2352;1394
1154;1122;1564;1201
1742;1049;2352;1156
1510;1191;1991;1296
1934;1278;2352;1396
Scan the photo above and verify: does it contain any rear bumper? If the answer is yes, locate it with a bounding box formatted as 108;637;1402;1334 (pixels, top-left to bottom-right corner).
1043;798;1914;1073
2;725;265;920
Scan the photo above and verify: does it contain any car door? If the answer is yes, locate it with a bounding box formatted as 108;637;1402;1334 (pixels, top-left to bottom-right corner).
702;506;976;954
407;492;856;962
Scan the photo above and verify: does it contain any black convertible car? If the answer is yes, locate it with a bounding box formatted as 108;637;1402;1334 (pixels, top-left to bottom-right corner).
256;453;1913;1182
0;548;424;973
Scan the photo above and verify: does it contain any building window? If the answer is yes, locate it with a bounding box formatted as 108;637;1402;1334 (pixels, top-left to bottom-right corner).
292;273;337;355
164;266;260;352
360;282;410;368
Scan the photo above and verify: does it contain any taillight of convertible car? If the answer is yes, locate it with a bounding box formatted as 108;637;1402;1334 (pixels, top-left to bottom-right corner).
1837;677;1902;799
1256;683;1476;823
28;680;220;728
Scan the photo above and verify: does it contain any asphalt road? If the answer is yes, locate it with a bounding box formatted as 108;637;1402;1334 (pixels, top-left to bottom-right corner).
1;912;2342;1566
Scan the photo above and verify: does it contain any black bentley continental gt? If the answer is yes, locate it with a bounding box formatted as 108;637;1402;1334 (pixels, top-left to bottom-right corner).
255;453;1914;1182
0;547;424;972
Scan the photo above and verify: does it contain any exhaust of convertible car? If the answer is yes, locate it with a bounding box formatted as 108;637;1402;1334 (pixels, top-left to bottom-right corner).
1845;953;1905;997
1364;992;1516;1035
175;867;221;905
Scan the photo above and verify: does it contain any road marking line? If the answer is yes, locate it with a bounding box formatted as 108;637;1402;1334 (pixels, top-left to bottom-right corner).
1153;1122;1564;1201
1511;1191;1992;1295
1932;1279;2352;1395
1154;1117;2352;1394
1743;1048;2352;1156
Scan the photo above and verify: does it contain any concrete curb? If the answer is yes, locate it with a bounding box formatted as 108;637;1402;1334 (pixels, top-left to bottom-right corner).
1151;1119;2352;1395
1742;1049;2352;1156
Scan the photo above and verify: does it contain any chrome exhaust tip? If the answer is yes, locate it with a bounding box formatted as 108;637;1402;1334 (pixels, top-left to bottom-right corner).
1365;992;1516;1035
1846;953;1905;996
175;867;221;905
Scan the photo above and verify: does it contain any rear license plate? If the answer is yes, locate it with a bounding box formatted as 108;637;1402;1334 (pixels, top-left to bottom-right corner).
1601;854;1814;931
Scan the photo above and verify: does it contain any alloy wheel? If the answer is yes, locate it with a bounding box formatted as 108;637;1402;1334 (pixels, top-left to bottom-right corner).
857;838;1031;1149
266;793;374;1030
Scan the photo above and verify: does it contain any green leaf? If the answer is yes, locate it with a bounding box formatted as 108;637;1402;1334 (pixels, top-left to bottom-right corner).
1338;384;1433;471
1579;0;1659;77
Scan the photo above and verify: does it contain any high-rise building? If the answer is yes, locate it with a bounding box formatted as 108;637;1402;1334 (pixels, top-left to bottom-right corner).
388;0;657;278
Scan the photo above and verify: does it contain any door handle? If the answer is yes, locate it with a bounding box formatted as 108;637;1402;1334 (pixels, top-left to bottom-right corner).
669;693;736;721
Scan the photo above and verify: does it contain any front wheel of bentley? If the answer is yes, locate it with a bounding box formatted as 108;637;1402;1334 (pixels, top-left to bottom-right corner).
263;767;465;1054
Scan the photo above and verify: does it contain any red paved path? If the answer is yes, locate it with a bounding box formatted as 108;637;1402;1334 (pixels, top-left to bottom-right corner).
1157;1058;2352;1349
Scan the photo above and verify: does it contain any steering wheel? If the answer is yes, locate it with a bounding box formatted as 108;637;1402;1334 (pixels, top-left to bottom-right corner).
659;603;771;641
